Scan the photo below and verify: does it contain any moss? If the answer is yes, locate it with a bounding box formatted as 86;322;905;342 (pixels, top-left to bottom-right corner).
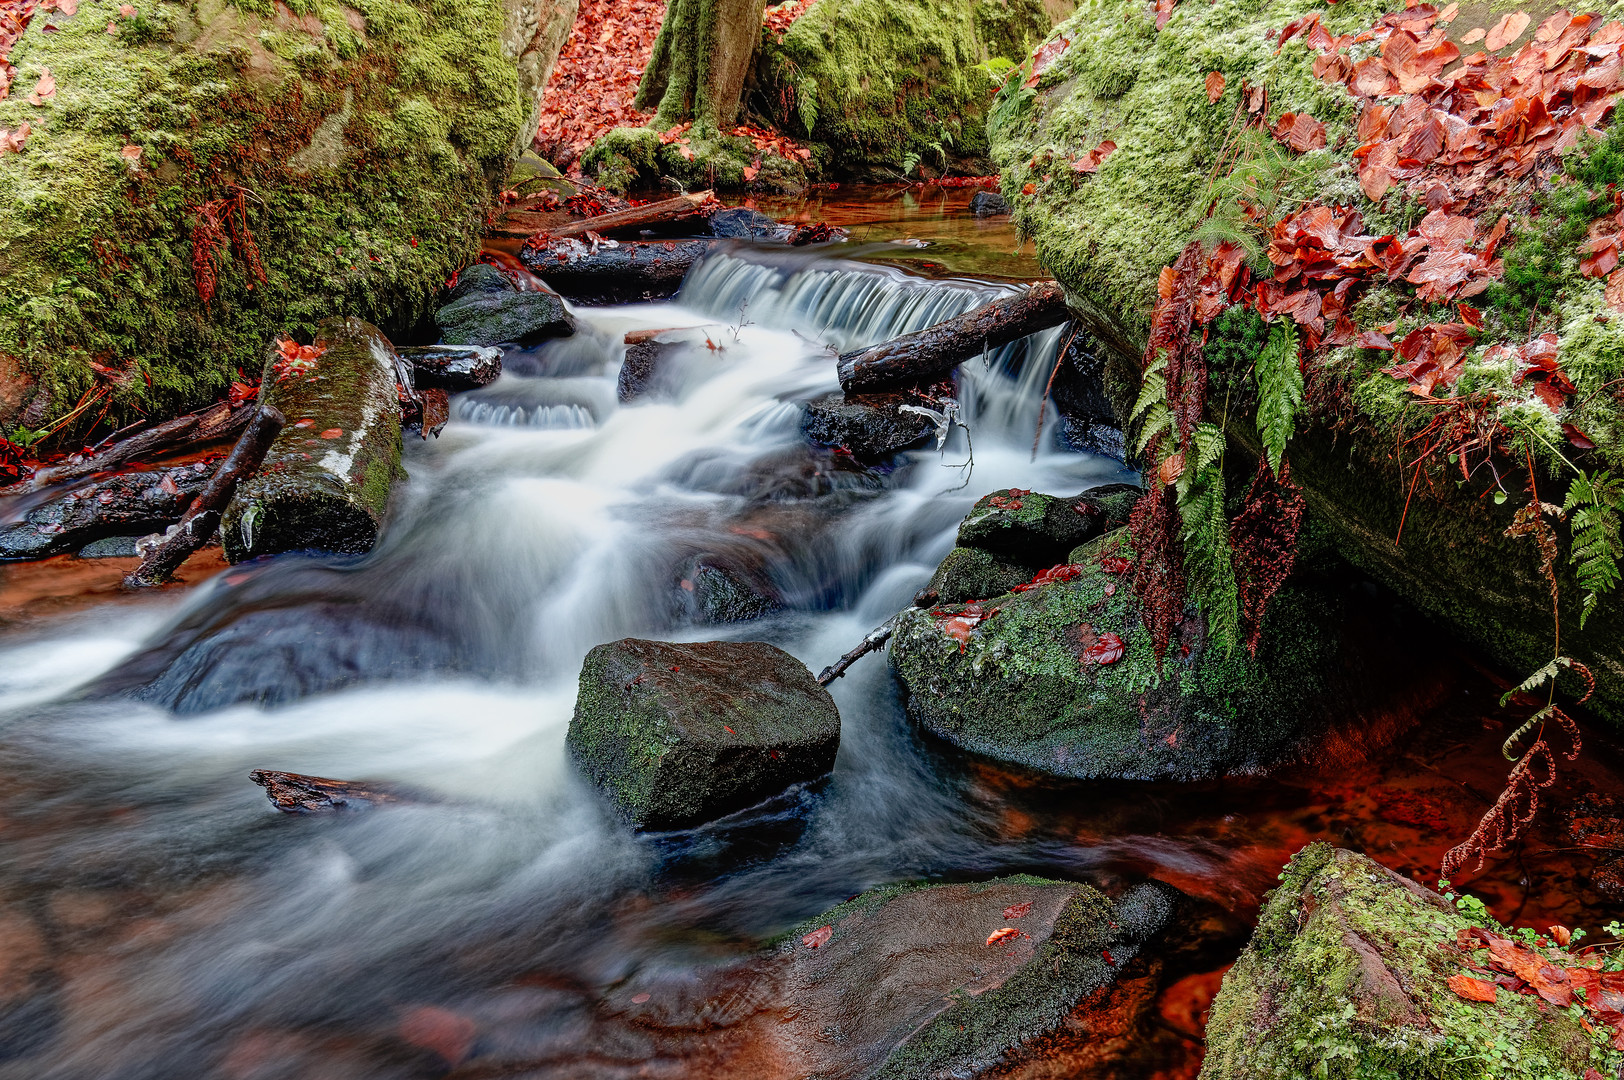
0;0;528;435
581;124;809;194
928;545;1033;603
756;0;1057;179
890;528;1338;780
1201;845;1605;1079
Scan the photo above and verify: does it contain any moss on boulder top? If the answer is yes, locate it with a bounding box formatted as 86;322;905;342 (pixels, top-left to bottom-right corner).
0;0;574;433
1200;843;1604;1079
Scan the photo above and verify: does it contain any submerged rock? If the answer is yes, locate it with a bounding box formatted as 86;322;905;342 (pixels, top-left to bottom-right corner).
0;0;575;429
435;264;575;347
890;528;1336;781
686;562;781;623
0;464;212;561
969;191;1010;216
567;639;840;829
767;875;1177;1078
800;390;942;460
706;207;795;241
1200;844;1595;1079
220;318;405;562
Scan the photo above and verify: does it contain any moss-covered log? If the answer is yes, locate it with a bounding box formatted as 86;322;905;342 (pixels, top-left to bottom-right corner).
0;0;576;434
220;318;404;561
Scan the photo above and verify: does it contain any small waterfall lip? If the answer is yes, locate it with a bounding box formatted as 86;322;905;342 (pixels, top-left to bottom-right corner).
454;399;598;430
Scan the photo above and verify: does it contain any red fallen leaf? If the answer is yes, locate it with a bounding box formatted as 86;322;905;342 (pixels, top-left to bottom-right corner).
1606;268;1624;311
293;418;315;428
722;725;734;734
319;428;343;439
1102;948;1115;965
119;144;141;163
987;927;1029;946
1356;330;1395;350
1565;424;1598;449
1154;0;1177;31
742;165;759;182
1082;632;1125;665
1024;34;1071;87
1070;139;1118;174
157;474;180;495
1448;974;1499;1003
1206;71;1225;102
1549;925;1573;947
1013;564;1086;591
1003;901;1033;919
1282;112;1327;152
1158;450;1186;485
1099;555;1131;574
1021;182;1036;196
26;68;56;106
118;2;133;12
1457;303;1483;328
803;925;832;948
398;1005;477;1065
1484;11;1530;51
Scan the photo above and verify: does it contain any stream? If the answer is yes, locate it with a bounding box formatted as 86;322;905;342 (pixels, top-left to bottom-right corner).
0;188;1621;1079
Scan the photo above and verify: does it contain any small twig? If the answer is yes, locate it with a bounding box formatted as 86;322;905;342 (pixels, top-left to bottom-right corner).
817;614;903;686
1031;323;1082;461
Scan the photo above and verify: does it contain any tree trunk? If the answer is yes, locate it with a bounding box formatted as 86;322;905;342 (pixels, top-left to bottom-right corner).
837;282;1070;392
635;0;762;131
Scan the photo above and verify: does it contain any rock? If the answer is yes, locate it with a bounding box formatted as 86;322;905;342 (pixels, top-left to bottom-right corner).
220;318;405;562
566;639;840;829
0;0;574;429
0;465;212;561
706;207;794;241
76;535;141;559
1200;844;1593;1079
955;484;1139;568
926;546;1034;605
399;345;505;392
969;190;1010;216
768;876;1177;1078
687;562;781;623
435;265;575;347
801;384;954;461
618;338;686;403
890;528;1337;781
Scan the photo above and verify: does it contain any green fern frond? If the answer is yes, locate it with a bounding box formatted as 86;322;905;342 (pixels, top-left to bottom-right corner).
1497;655;1583;707
1178;465;1241;653
1175;422;1227;501
1254;321;1302;474
796;78;819;138
1135;402;1172;455
1563;469;1624;627
1132;356;1168;422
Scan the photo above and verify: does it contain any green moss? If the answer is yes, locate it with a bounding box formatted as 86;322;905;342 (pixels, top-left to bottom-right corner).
1201;845;1606;1079
757;0;1056;179
890;528;1337;780
0;0;527;435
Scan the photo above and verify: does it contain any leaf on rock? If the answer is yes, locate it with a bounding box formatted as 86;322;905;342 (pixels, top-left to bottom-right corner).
1003;901;1032;919
802;925;832;949
986;927;1029;947
1460;26;1486;44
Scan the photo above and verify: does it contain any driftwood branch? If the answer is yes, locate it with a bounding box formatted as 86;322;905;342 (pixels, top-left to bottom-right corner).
539;190;718;241
123;405;285;588
816;615;901;686
837;281;1070;393
0;401;248;497
250;769;412;813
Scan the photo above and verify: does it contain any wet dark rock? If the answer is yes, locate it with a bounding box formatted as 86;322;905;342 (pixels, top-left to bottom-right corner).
220;318;406;563
76;535;141;558
969;190;1010;216
618;338;685;402
0;465;211;561
891;528;1338;782
250;769;414;813
567;638;840;829
706;207;795;241
1203;844;1592;1079
436;264;576;347
398;344;504;391
926;546;1032;605
666;445;886;504
1049;328;1125;459
688;562;781;622
801;388;948;461
767;876;1177;1078
956;484;1139;568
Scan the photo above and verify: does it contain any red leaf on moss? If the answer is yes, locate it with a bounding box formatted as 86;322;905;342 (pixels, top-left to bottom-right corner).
1024;35;1071;87
1447;974;1498;1003
1205;71;1225;102
1082;632;1125;665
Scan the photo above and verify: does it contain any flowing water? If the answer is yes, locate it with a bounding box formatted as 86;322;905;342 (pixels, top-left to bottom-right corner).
0;219;1621;1079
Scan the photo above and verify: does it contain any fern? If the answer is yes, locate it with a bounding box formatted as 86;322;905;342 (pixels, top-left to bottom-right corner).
1132;357;1171;455
901;151;921;176
796;78;819;138
1497;655;1595;707
1254;321;1302;473
1178;464;1241;652
1563;469;1624;627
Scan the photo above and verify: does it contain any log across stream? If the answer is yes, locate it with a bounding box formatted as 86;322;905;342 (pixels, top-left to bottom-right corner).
0;188;1620;1079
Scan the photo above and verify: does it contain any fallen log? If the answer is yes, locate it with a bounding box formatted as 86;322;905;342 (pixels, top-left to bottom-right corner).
0;401;248;497
398;344;503;391
525;190;718;242
219;318;406;563
837;281;1070;393
518;239;718;304
0;463;214;560
123;406;286;588
249;769;413;813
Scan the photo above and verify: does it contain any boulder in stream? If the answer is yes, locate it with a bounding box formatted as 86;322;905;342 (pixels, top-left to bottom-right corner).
220;319;405;562
567;639;840;829
1200;844;1596;1079
956;485;1139;567
398;345;504;392
891;528;1337;781
969;191;1010;216
435;264;576;347
800;389;943;461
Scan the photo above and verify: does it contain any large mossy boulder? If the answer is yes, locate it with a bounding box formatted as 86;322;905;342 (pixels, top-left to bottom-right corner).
986;0;1624;723
0;0;576;431
768;875;1177;1078
566;638;841;829
1201;843;1599;1079
892;528;1337;780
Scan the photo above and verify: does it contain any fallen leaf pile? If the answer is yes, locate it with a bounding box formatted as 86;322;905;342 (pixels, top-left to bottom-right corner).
1;0;59;155
763;0;815;39
269;337;327;383
1012;563;1085;591
532;0;665;167
1448;925;1624;1051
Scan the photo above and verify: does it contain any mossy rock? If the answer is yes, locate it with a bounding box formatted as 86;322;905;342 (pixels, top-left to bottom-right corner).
566;638;840;829
769;874;1177;1078
956;483;1138;565
0;0;574;432
755;0;1067;181
890;528;1337;780
1200;844;1602;1079
927;545;1033;604
581;124;809;195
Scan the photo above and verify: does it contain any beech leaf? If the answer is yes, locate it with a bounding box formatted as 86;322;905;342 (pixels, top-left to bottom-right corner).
1447;974;1498;1003
802;925;832;949
1206;71;1225;102
1485;11;1530;51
